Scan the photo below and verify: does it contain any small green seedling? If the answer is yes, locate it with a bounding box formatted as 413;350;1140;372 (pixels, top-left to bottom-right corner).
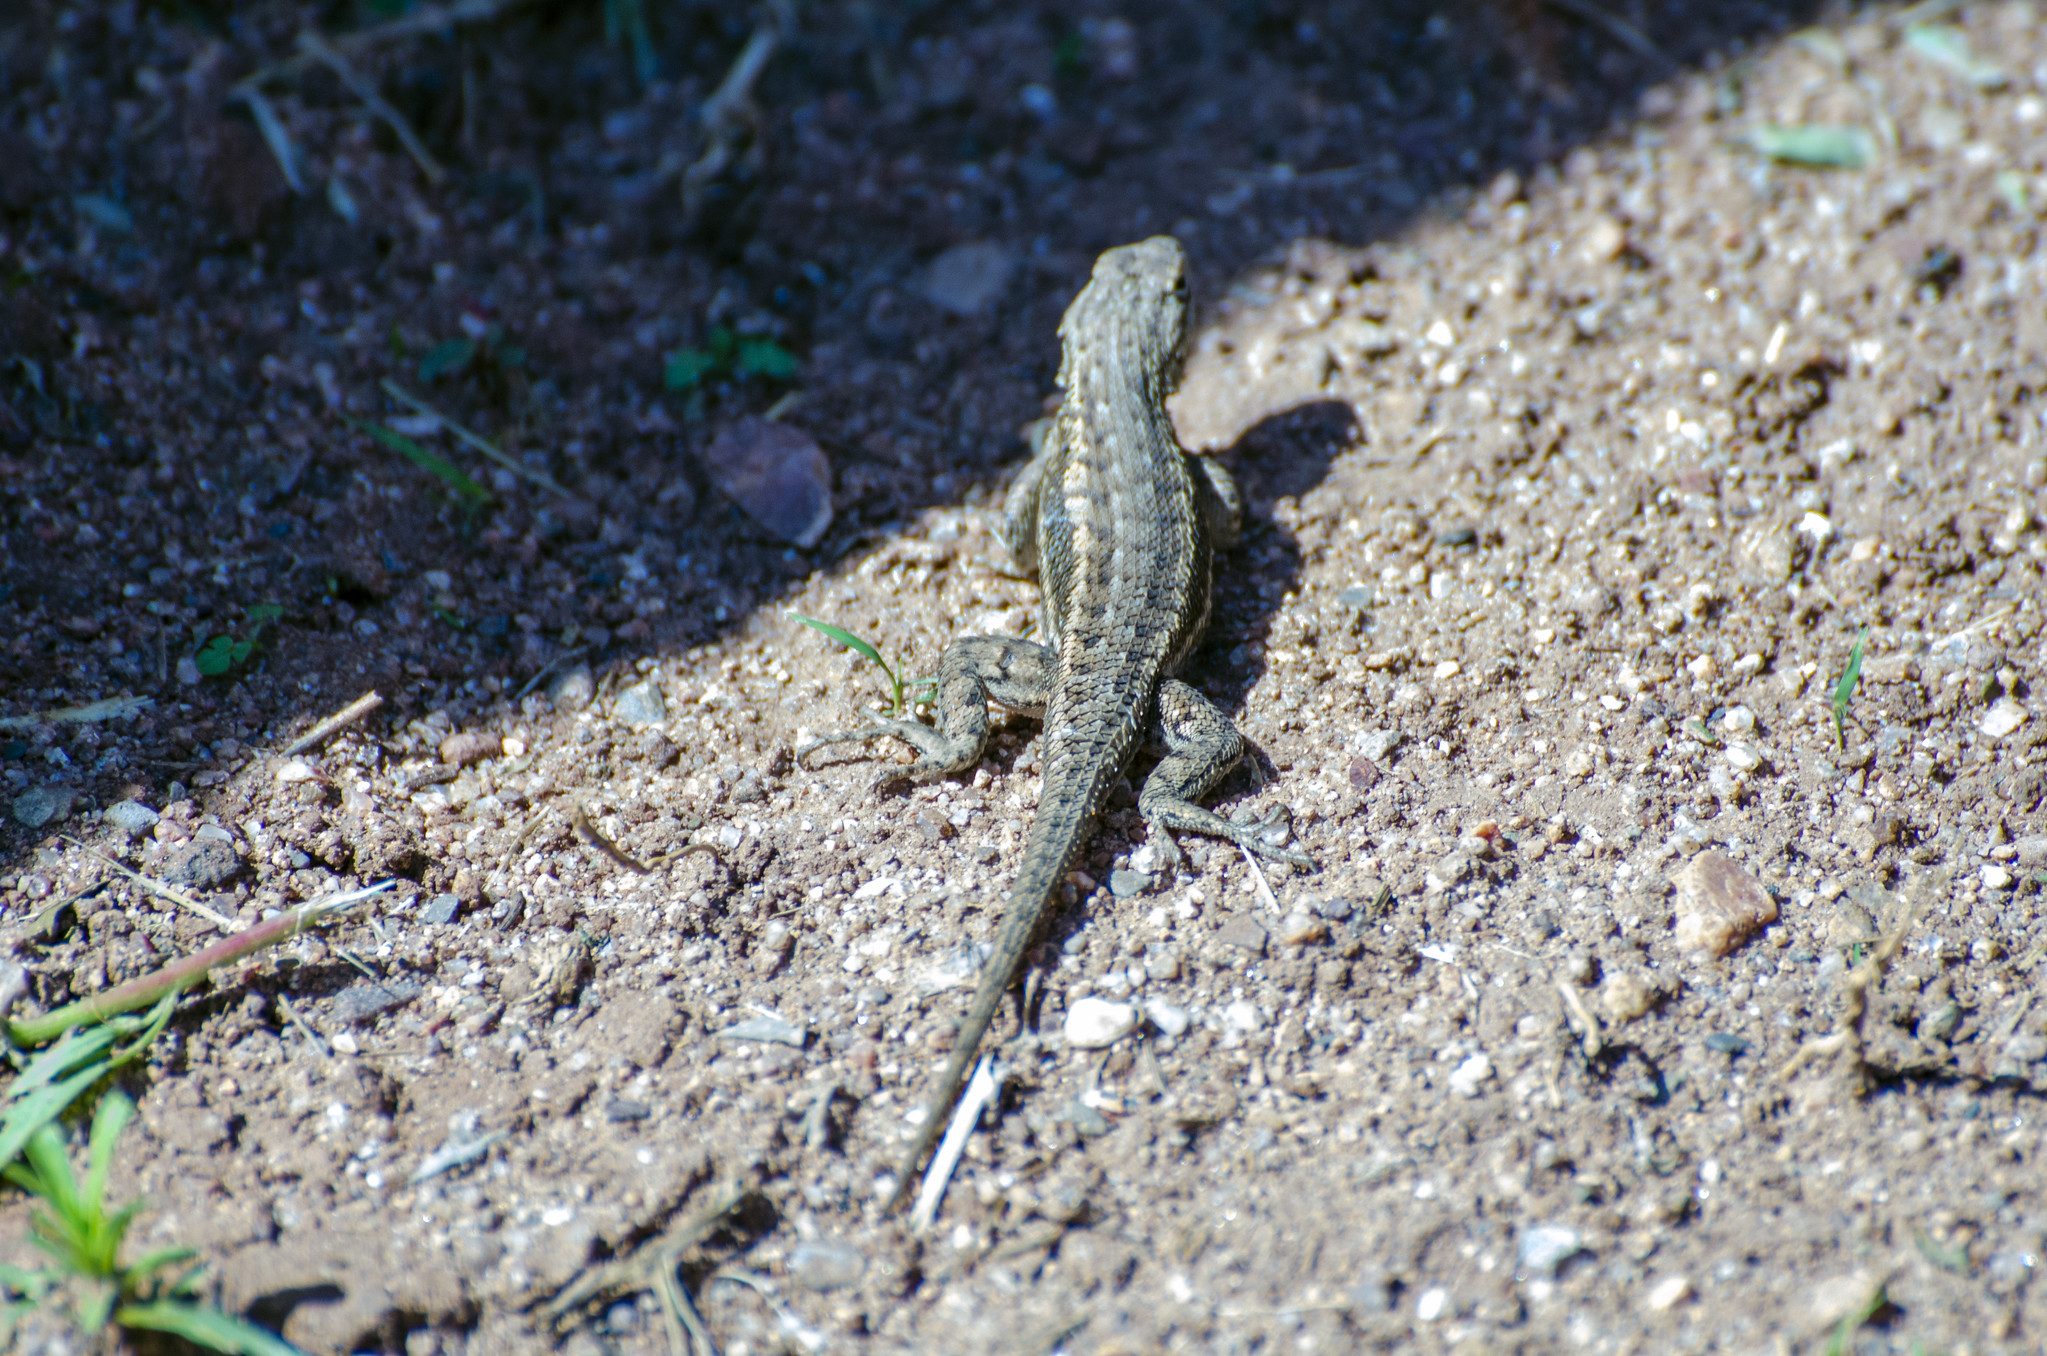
0;1090;299;1354
1832;626;1868;750
787;613;935;718
1749;123;1874;169
1685;718;1721;748
346;416;492;510
1821;1281;1889;1356
192;604;284;678
417;324;526;385
665;327;800;393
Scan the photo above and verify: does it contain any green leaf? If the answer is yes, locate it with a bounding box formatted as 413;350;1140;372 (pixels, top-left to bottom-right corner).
1905;24;2007;89
346;418;491;506
0;1062;113;1182
117;1299;306;1356
734;338;800;381
1750;124;1873;169
417;338;477;383
0;1263;52;1298
1833;626;1868;750
245;604;285;627
788;612;911;716
1911;1225;1970;1274
126;1244;199;1289
83;1091;134;1223
788;613;886;669
194;637;236;677
664;348;721;391
705;326;736;362
496;345;527;370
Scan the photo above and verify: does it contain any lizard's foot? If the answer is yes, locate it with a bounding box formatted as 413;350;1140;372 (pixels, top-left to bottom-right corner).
797;720;984;790
1239;804;1316;870
795;725;911;767
1143;825;1184;876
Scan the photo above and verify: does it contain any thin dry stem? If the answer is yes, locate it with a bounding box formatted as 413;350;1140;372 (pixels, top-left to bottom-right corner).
282;689;385;756
62;838;238;931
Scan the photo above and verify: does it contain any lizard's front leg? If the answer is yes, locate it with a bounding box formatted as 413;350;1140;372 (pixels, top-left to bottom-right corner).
797;636;1055;788
1137;678;1316;872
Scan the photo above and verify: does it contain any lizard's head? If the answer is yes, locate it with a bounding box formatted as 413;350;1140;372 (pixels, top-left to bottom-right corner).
1058;235;1190;392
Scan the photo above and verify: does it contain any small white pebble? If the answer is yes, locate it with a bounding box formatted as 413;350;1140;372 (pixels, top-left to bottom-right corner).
1224;1000;1263;1035
1725;745;1762;772
1064;998;1140;1049
1447;1052;1493;1097
1416;1287;1449;1322
1144;998;1191;1037
1646;1275;1694;1311
1981;701;2029;739
1982;865;2014;890
1433;659;1461;681
1722;706;1755;733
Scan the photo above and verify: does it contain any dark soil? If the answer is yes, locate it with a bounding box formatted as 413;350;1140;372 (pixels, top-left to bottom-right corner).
3;0;2046;1351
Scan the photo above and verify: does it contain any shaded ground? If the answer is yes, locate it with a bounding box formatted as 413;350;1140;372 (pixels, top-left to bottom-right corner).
3;0;2046;1351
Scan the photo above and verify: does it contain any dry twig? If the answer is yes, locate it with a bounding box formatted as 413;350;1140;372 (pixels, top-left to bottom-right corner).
544;1177;750;1348
379;381;584;501
570;803;721;875
62;839;239;931
298;33;445;182
282;689;385;756
680;3;792;227
1779;887;1926;1092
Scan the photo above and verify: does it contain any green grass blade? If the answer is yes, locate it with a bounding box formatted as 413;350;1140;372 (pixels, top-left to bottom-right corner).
116;1299;305;1355
0;1263;50;1297
126;1244;198;1288
84;1090;134;1220
109;993;180;1069
787;613;916;715
788;613;885;667
1833;626;1868;750
11;1027;123;1094
0;1061;115;1178
17;1126;80;1227
344;417;491;506
1751;123;1873;168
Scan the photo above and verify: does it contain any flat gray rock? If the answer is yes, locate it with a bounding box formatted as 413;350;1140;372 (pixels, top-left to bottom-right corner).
161;838;242;891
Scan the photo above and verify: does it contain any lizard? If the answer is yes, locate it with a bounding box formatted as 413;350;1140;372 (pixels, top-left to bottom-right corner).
797;235;1314;1211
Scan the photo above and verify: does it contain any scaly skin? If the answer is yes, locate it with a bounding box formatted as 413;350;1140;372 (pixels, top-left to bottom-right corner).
798;237;1313;1213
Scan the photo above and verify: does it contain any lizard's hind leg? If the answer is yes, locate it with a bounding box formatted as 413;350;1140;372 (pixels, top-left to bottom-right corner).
796;636;1055;789
1139;679;1316;870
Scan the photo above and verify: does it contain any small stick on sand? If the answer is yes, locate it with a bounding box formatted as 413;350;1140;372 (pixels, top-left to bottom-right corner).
911;1052;1001;1233
63;838;239;931
299;33;445;182
283;689;385;756
274;993;332;1059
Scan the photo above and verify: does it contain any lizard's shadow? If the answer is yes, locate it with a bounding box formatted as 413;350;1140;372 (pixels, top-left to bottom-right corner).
1178;399;1359;783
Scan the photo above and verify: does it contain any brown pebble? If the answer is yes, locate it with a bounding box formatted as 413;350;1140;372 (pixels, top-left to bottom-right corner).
440;731;503;767
1673;851;1779;958
1215;915;1269;956
1599;971;1654;1024
1347;756;1380;791
1276;912;1326;946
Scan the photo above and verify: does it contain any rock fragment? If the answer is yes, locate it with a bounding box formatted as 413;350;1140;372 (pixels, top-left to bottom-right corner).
1673;851;1778;957
162;838;243;891
1063;997;1140;1049
702;416;834;549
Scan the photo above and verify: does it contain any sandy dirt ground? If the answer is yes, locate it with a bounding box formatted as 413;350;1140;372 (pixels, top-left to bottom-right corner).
2;0;2046;1351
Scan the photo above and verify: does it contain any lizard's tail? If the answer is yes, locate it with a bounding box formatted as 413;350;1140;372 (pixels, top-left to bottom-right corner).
882;766;1104;1214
